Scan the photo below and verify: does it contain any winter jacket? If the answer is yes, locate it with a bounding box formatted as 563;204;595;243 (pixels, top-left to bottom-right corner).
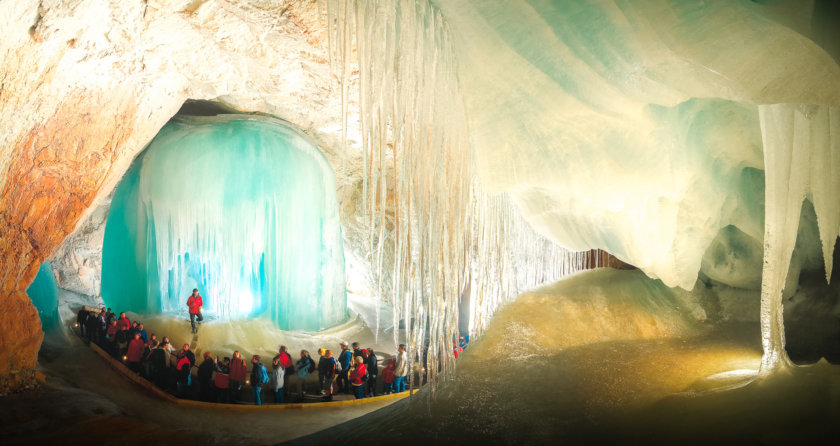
229;357;247;381
106;324;118;339
187;295;203;314
318;356;336;379
394;351;407;377
349;363;366;386
176;356;192;381
126;338;146;362
270;366;285;392
275;352;294;370
198;358;215;384
296;357;315;379
382;360;396;384
250;362;269;386
214;363;230;389
338;349;353;371
366;352;379;377
116;317;131;331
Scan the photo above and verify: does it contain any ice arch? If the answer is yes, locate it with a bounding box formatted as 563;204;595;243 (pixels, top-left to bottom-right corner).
101;115;347;331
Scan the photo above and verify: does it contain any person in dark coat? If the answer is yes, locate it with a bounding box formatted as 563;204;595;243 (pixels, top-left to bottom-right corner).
337;341;352;394
182;344;196;367
365;348;379;397
85;311;98;344
76;308;88;338
197;351;216;402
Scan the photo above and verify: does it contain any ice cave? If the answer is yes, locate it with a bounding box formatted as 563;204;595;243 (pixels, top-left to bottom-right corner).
0;0;839;445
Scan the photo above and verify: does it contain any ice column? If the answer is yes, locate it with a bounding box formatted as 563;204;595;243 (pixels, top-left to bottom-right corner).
101;116;347;331
323;0;601;393
758;104;839;374
26;261;60;332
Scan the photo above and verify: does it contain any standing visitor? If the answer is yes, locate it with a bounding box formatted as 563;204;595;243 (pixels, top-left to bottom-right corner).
365;348;379;397
316;348;326;393
293;350;316;401
182;343;196;367
198;352;216;402
76;308;88;338
394;344;407;393
229;350;247;403
318;349;337;401
349;356;367;399
186;288;203;334
337;341;352;394
215;357;231;403
250;355;269;406
125;332;145;374
176;350;192;398
381;359;396;394
116;312;130;331
85;310;98;344
270;356;285;404
274;346;294;398
136;323;148;343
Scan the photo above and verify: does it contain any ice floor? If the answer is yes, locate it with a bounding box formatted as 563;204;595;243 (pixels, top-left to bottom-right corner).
7;268;840;445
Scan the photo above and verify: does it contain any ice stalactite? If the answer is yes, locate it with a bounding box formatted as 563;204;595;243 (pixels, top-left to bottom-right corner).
323;0;605;394
758;105;840;374
101;116;347;331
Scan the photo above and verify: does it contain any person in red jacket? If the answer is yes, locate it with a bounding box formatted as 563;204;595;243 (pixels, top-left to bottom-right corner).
349;356;367;399
229;350;247;403
186;288;204;334
381;359;396;394
116;312;131;331
125;332;145;374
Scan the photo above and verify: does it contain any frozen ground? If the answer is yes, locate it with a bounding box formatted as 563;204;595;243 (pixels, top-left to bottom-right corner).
287;269;840;445
7;268;840;445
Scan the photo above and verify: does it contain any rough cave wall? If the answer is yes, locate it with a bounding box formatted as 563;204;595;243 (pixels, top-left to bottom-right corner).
0;0;355;391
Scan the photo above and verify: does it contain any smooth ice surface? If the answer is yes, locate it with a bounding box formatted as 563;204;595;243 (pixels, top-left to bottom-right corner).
26;261;61;332
101;116;347;331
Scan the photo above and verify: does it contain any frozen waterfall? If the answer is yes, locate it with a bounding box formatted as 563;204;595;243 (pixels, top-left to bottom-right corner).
101;116;347;331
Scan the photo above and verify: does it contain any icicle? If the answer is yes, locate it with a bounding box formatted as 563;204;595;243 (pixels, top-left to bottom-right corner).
323;0;603;392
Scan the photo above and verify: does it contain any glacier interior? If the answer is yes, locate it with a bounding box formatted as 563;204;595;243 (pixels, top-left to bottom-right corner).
1;0;840;444
101;116;347;331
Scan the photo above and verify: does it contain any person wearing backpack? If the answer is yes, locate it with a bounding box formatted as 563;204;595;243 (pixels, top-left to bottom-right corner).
293;350;316;401
319;349;337;401
337;341;353;394
274;345;295;399
250;355;269;406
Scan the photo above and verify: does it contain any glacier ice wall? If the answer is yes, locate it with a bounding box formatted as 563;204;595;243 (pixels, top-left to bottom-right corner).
326;0;839;379
101;116;347;331
26;262;61;332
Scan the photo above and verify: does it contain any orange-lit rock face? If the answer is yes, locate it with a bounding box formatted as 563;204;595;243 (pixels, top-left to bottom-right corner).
0;0;347;390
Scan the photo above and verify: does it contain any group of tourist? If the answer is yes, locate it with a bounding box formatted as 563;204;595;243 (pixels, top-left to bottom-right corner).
75;306;411;405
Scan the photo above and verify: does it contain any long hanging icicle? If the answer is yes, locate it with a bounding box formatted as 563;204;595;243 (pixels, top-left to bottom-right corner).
323;0;607;394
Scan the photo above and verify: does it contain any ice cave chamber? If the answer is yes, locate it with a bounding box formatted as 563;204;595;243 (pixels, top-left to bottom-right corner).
100;115;347;331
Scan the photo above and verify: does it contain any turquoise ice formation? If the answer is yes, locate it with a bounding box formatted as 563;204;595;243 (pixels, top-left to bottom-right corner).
27;262;61;332
101;116;347;331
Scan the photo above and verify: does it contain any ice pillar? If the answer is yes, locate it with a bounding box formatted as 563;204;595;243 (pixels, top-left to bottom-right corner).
101;116;347;331
26;262;60;333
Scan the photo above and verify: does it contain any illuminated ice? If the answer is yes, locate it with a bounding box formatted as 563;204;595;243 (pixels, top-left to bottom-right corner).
27;261;61;332
101;116;347;331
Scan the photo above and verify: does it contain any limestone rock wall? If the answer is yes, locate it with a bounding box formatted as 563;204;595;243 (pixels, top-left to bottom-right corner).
0;0;361;390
